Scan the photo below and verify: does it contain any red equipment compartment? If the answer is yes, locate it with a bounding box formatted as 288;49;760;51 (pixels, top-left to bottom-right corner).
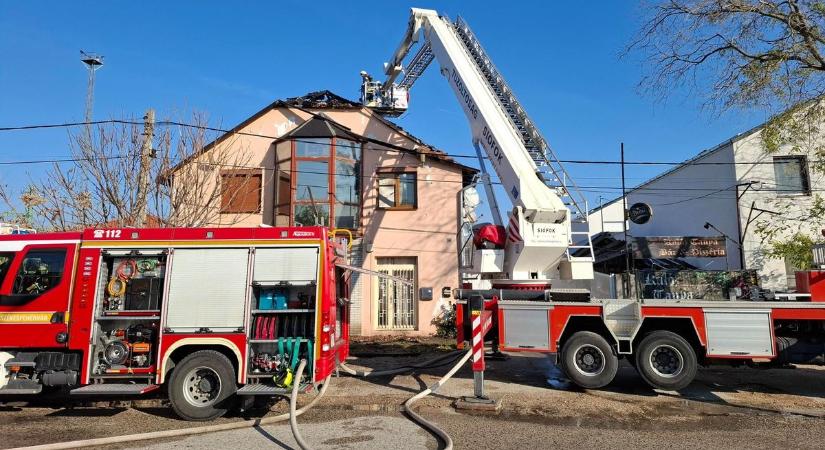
796;271;825;302
472;224;506;249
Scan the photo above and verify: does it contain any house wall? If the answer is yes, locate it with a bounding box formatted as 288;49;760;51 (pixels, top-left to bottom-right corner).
588;144;740;272
733;129;825;290
172;106;467;335
171;108;306;228
626;143;740;271
588;199;625;235
358;151;463;335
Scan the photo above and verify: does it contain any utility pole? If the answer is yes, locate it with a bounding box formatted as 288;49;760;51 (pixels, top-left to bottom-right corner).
135;109;155;227
621;143;632;299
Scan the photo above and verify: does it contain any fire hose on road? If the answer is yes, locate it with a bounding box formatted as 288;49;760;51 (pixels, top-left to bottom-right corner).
337;349;466;377
339;349;473;450
15;372;332;450
14;349;472;450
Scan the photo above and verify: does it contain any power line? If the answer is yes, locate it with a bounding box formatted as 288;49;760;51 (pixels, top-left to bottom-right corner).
2;118;825;166
650;184;738;207
0;119;130;131
0;151;821;195
0;155;129;165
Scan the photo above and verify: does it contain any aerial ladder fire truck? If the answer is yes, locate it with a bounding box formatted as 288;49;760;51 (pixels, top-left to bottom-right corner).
362;8;825;391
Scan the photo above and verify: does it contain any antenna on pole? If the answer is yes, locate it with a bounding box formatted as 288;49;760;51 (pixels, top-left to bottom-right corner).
80;50;104;128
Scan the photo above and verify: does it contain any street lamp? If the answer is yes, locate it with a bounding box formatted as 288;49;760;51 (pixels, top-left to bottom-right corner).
703;221;739;271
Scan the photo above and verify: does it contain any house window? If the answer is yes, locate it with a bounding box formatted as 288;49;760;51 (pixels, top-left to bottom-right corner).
220;170;262;213
773;156;810;195
374;257;417;330
378;172;417;209
276;171;291;216
334;139;360;228
290;138;361;228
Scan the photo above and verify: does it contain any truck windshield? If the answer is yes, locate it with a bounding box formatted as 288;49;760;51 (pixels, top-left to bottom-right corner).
0;252;14;288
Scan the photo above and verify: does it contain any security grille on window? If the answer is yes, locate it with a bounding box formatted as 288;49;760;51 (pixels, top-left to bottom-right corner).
220;170;262;213
378;172;417;209
375;257;416;330
773;156;810;195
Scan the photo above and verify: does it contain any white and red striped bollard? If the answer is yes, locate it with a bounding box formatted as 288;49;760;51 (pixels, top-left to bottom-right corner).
469;295;487;399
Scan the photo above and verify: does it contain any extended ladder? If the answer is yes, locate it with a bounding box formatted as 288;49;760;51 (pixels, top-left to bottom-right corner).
451;18;587;217
399;43;434;90
450;16;593;261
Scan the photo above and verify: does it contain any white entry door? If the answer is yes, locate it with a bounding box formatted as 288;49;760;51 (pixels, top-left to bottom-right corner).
375;257;417;330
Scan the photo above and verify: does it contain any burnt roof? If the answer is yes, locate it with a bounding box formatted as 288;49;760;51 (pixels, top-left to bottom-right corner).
272;90;362;109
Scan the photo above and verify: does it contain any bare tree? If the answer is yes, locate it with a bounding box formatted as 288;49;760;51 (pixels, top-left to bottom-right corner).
630;0;825;110
12;112;258;231
630;1;825;267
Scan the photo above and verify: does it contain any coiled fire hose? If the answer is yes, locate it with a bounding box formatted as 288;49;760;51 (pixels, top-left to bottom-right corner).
106;277;126;297
115;259;137;280
17;373;332;450
107;259;138;297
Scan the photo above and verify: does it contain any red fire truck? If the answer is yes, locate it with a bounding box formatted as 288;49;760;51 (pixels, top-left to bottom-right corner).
455;282;825;391
0;226;350;420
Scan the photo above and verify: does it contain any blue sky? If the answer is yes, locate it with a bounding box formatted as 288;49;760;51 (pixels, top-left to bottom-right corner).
0;1;768;217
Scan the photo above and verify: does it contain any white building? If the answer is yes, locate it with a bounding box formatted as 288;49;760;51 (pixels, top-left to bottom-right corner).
589;121;823;291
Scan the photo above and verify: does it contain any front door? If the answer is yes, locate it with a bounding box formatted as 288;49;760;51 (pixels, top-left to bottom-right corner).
0;243;76;348
374;257;416;330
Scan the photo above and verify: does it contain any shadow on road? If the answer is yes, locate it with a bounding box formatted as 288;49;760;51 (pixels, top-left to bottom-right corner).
46;407;127;417
252;425;292;449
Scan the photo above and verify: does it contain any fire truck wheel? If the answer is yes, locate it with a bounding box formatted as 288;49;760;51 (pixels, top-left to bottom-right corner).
560;331;618;389
168;350;237;421
635;331;697;391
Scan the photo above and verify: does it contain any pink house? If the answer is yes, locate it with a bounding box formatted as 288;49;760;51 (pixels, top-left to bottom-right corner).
171;91;476;336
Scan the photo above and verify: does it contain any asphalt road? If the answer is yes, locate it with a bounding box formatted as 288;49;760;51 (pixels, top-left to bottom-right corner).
126;407;825;450
2;350;825;449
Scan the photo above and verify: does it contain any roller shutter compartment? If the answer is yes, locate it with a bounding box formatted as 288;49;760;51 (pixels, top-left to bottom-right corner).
165;248;250;332
704;309;773;357
253;247;319;283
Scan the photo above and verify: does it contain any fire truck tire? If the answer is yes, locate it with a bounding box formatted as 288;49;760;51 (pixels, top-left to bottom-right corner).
168;350;237;421
560;331;618;389
635;331;697;391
